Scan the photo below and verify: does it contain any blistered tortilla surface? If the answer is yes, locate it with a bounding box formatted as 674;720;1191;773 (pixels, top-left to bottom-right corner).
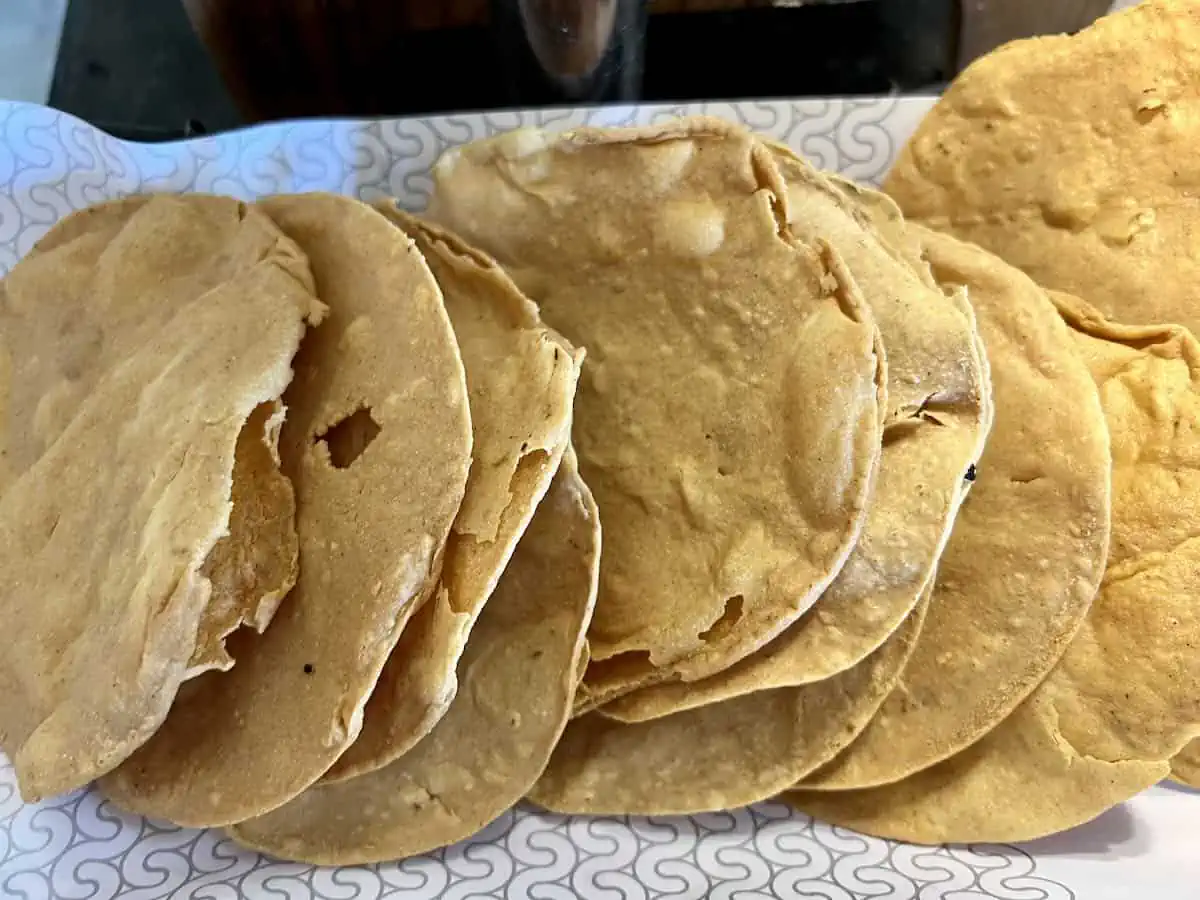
430;117;883;704
602;148;990;723
885;0;1200;333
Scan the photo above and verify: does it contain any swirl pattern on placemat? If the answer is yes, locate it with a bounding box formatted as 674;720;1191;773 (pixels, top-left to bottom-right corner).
0;96;1077;899
0;97;926;277
0;752;1074;900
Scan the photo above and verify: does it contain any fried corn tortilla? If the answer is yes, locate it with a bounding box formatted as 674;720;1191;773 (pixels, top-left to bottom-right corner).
190;400;298;676
1172;741;1200;788
530;586;929;816
601;147;991;724
100;194;472;826
430;117;884;705
790;295;1200;842
885;0;1200;333
0;195;309;679
0;236;319;801
319;208;582;784
826;173;941;291
1043;296;1200;765
0;337;10;494
789;690;1166;844
800;227;1110;792
228;450;600;865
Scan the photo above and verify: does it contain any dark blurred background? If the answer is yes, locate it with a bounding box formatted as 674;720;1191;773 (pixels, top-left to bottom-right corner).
40;0;1113;141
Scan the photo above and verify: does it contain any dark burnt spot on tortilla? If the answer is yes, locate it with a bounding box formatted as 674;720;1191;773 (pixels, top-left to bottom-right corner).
965;464;977;483
303;663;314;675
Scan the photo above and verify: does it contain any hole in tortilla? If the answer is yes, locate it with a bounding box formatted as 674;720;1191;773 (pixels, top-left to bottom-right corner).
699;594;744;644
584;650;655;686
717;463;732;476
316;407;381;469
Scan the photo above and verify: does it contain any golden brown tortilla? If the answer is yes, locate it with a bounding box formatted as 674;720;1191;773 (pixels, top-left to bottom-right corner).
0;334;12;495
1042;295;1200;765
430;117;884;705
885;0;1200;333
1;196;286;470
0;242;319;801
826;173;941;291
0;195;310;678
1172;741;1200;788
319;207;582;783
788;691;1166;844
790;295;1200;843
228;449;600;865
529;586;929;816
600;147;991;724
189;401;299;676
100;194;472;826
800;226;1110;792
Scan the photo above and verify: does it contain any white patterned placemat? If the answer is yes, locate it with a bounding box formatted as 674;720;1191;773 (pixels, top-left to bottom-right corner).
0;98;930;271
0;97;1194;900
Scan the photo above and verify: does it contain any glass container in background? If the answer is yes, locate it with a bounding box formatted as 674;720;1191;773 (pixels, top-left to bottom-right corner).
492;0;648;104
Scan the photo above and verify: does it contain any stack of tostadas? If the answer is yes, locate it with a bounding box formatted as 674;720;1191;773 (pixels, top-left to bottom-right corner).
0;0;1195;862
